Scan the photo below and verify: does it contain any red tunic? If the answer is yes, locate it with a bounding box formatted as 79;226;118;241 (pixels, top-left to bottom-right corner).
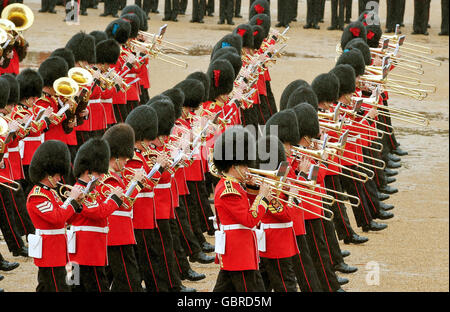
286;156;306;236
21;103;50;166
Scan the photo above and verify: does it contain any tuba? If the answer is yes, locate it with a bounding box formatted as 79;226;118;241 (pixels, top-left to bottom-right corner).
1;3;34;32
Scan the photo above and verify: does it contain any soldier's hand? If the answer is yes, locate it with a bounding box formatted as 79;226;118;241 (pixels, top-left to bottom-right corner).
70;185;84;201
156;153;170;168
110;187;124;199
134;168;146;183
259;182;273;203
43;107;53;119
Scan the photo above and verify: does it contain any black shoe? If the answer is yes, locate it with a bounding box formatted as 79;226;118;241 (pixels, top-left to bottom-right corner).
48;9;57;14
181;268;206;281
337;276;349;285
341;250;351;258
162;17;171;21
292;18;297;22
393;147;408;156
385;28;394;33
380;185;398;195
387;160;401;169
0;260;20;271
377;192;390;201
344;19;351;24
197;20;205;23
38;9;47;13
100;12;110;17
190;252;215;264
227;21;235;25
375;209;394;220
111;13;119;18
152;10;160;13
312;24;320;29
384;168;398;177
218;20;225;24
439;31;449;36
235;14;242;18
180;285;196;292
275;22;285;28
12;247;28;257
303;24;312;29
201;241;215;253
92;5;98;9
334;262;358;274
388;153;401;162
319;19;324;23
0;275;4;282
386;176;396;184
327;26;338;30
362;220;388;232
171;18;178;22
379;201;394;211
208;13;214;17
343;233;369;245
336;287;346;292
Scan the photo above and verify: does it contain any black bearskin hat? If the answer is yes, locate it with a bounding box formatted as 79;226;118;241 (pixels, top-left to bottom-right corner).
249;14;271;38
336;48;366;77
17;69;43;101
102;123;135;159
345;38;372;65
251;25;266;50
256;135;286;171
121;5;148;31
125;105;159;141
211;46;239;60
148;99;175;136
174;79;205;109
65;32;96;64
73;138;110;178
264;109;300;146
213;126;257;173
185;71;210;102
287;86;319;111
0;77;10;109
211;34;243;58
29;140;71;184
96;39;121;64
329;64;356;97
279;79;310;111
291;103;320;139
162;88;185;119
106;19;131;45
89;30;108;45
365;24;383;48
121;13;140;39
233;24;254;49
249;0;270;20
211;50;242;80
311;73;340;104
341;21;367;50
1;74;19;105
207;59;235;101
38;56;68;87
50;48;75;69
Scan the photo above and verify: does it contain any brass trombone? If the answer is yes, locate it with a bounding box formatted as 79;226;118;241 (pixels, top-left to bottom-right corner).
137;30;189;55
0;176;22;191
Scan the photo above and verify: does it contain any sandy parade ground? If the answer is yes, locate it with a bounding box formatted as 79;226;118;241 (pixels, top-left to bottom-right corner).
0;0;448;293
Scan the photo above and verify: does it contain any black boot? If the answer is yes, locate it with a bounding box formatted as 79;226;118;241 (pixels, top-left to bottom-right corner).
341;250;351;258
375;208;394;220
379;201;394;211
181;268;206;281
379;185;398;195
384;168;398;177
388;153;401;162
343;233;369;244
0;260;20;271
362;220;388;232
334;262;358;274
189;251;215;264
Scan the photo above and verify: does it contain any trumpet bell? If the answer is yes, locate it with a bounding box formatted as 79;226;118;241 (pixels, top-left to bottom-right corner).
0;117;9;136
53;77;79;98
1;3;34;32
68;67;94;86
0;18;15;32
0;27;7;45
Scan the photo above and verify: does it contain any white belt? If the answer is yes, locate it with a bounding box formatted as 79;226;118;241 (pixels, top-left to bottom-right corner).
88;99;102;104
154;183;171;189
125;74;137;78
2;152;8;159
102;98;113;104
220;224;252;231
7;147;19;152
23;134;44;143
111;210;133;218
260;221;293;230
70;225;109;234
135;191;155;198
35;228;66;235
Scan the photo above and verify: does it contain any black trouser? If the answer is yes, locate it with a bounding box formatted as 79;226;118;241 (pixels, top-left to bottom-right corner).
36;267;71;292
340;166;373;228
119;0;126;9
292;235;322;292
344;0;352;21
71;265;110;292
41;0;56;11
234;0;241;16
104;0;119;15
151;0;160;11
219;0;234;23
113;103;129;123
240;105;259;128
0;186;25;254
304;219;340;292
175;199;203;257
206;0;214;14
186;180;214;235
442;0;449;33
278;0;295;26
20;166;32;197
306;0;321;26
164;0;180;19
8;186;34;237
413;0;431;33
213;270;266;292
134;228;166;292
180;191;207;245
192;0;206;21
324;175;355;240
386;0;404;31
139;85;150;105
135;0;152;15
156;219;182;291
358;0;378;15
179;0;187;13
330;0;345;28
319;0;325;20
260;257;297;292
266;81;278;117
170;217;192;278
318;219;344;267
107;244;143;292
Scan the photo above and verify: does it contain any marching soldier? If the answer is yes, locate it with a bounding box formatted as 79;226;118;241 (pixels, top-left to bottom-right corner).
101;0;120;17
212;126;270;292
304;0;321;29
218;0;235;25
440;0;449;36
386;0;405;33
191;0;206;23
328;0;345;31
27;140;84;292
163;0;180;21
413;0;431;35
276;0;295;28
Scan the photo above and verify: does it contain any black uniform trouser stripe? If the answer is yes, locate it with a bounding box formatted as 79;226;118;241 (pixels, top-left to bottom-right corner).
0;191;22;250
119;246;133;291
329;175;351;238
140;230;159;292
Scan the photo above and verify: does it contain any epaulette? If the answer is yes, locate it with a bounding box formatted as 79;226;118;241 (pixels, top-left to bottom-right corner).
220;179;242;198
28;186;52;202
